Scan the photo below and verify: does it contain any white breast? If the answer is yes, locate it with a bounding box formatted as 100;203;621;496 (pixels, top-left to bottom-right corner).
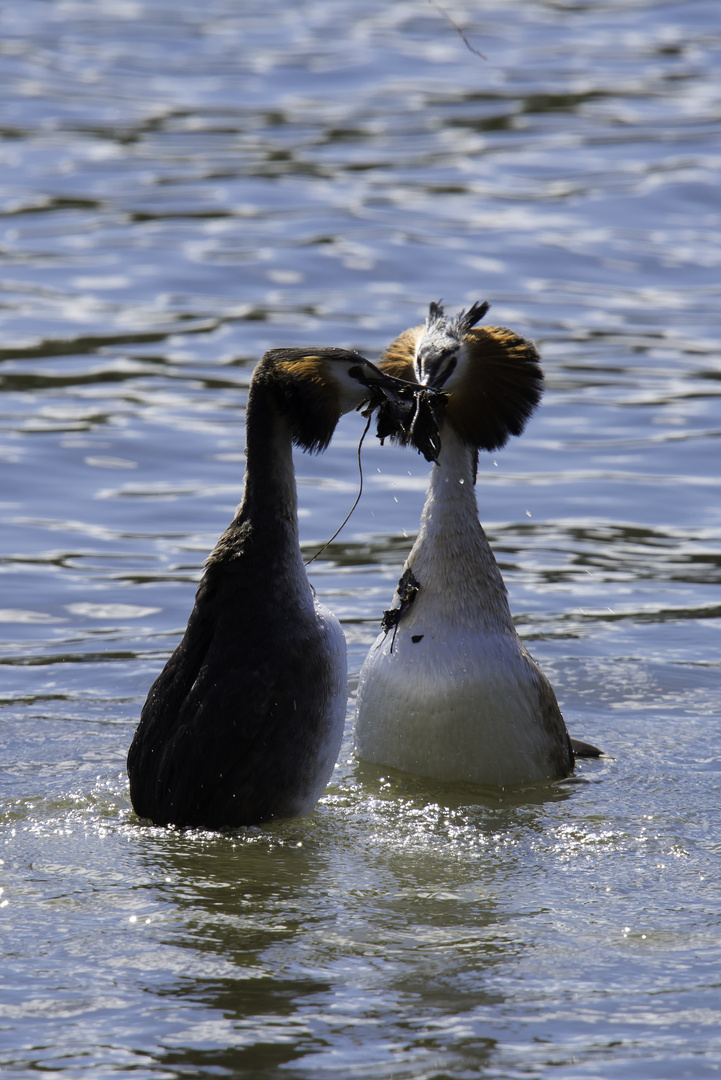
298;599;347;810
355;617;566;786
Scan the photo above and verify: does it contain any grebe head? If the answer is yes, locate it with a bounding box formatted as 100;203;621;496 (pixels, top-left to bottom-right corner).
256;346;444;460
417;300;489;389
380;300;544;452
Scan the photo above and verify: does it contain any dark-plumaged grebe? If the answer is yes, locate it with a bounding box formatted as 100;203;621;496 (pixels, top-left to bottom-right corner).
127;346;442;828
354;302;600;786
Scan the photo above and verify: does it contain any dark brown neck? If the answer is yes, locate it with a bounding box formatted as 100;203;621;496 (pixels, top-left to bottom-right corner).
205;374;306;584
237;376;299;532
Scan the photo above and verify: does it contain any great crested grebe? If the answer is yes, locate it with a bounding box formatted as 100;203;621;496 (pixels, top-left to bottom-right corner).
354;301;599;787
127;346;442;829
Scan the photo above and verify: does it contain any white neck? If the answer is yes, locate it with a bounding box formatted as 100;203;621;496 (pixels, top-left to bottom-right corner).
405;425;516;632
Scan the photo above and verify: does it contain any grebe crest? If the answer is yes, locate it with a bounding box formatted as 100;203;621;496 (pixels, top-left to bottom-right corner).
127;346;444;829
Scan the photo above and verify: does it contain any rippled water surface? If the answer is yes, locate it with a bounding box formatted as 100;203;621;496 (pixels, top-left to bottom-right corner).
2;1;720;1076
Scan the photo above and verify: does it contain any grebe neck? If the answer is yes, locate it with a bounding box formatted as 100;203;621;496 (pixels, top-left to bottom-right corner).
206;377;307;591
407;424;515;632
238;377;300;537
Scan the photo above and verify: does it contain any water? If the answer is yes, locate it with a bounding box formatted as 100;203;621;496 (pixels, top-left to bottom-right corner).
1;0;720;1075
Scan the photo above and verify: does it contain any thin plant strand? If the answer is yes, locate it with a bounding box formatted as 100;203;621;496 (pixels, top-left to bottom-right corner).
304;412;372;567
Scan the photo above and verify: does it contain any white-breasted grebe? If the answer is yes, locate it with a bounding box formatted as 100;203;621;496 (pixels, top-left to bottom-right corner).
127;346;442;828
354;302;600;786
